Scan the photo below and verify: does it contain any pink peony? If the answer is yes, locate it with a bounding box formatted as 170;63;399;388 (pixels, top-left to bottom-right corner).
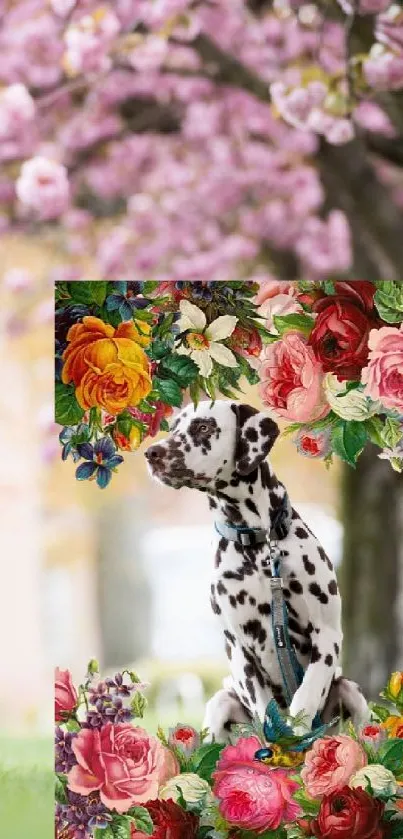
67;724;179;813
16;156;70;220
301;735;368;799
55;667;78;721
361;323;403;412
259;332;330;423
212;736;301;833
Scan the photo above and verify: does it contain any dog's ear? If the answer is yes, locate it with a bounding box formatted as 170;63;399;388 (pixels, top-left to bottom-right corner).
232;403;279;475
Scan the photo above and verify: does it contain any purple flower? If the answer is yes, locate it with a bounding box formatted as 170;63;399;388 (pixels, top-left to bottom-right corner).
57;790;111;839
105;281;148;320
76;437;123;488
55;727;77;774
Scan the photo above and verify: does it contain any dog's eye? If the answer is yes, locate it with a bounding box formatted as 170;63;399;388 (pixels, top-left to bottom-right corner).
198;423;209;433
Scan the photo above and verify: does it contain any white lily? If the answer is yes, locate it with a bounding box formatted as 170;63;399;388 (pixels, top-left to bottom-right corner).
324;373;381;421
176;299;238;378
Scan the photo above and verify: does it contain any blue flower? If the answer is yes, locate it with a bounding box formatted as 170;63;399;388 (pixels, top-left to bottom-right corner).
105;281;148;321
76;437;123;488
59;425;89;462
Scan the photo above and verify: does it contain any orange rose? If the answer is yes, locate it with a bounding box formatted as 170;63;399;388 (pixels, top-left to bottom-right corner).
381;715;403;738
62;317;152;415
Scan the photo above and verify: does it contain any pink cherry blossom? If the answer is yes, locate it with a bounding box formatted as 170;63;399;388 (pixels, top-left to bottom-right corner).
64;9;121;75
16;157;70;220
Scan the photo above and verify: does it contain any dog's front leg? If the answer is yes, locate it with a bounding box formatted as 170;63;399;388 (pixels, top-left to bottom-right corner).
289;626;340;731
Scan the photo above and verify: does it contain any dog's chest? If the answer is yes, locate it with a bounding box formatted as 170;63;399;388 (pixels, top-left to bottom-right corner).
211;540;312;655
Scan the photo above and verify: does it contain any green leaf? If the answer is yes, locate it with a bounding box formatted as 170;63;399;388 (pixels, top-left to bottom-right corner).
130;692;147;718
365;416;386;448
383;417;403;449
190;742;224;783
142;281;159;295
323;281;336;295
147;338;172;361
67;281;94;305
369;702;392;722
55;775;68;804
388;822;403;839
374;281;403;324
55;382;85;426
117;413;133;438
126;807;153;836
65;718;81;732
273;313;315;337
160;418;170;432
111;819;131;839
159;354;199;387
378;738;403;773
154;377;183;407
189;379;201;408
90;281;108;306
293;788;320;816
331;420;368;466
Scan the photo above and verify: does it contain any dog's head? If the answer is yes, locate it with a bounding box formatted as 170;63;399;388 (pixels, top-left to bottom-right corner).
145;400;279;491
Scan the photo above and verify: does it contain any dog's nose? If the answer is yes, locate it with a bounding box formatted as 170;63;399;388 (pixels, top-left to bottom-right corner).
145;444;166;465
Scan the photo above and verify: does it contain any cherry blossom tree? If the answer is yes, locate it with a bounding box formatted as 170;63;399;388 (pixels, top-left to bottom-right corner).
1;0;403;290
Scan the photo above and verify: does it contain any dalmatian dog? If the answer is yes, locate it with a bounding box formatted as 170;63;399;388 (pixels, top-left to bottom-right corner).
145;400;369;741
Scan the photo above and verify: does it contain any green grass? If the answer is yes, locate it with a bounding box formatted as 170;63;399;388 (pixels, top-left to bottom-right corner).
0;736;52;839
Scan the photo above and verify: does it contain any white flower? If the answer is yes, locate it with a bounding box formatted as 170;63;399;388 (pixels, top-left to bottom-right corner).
350;764;397;796
176;299;238;378
159;772;213;805
324;373;381;421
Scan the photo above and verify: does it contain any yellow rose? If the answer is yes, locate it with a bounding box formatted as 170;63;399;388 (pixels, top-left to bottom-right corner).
113;424;143;451
62;316;152;415
388;672;403;700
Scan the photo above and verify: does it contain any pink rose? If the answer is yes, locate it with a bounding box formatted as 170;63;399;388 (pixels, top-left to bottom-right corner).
259;333;330;423
55;667;78;721
301;735;367;799
361;324;403;412
67;724;179;813
255;279;295;306
16;156;70;220
212;736;301;833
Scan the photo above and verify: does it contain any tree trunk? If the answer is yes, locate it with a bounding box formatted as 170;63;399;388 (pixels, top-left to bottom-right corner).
339;444;403;700
96;499;153;670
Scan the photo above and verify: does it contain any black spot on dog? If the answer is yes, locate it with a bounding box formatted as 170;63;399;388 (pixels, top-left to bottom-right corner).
225;642;232;660
328;580;338;595
295;527;308;539
245;498;259;516
236;589;247;605
243;619;267;645
291;509;299;520
210;589;221;615
224;629;236;645
318;545;333;570
300;642;312;656
309;582;329;604
217;581;227;596
245;678;256;703
334;642;340;656
288;617;303;635
249;596;256;606
290;580;303;595
311;645;321;662
303;555;316;575
216;479;228;491
325;654;333;666
258;602;271;616
208;497;218;510
229;595;237;608
246;427;258;442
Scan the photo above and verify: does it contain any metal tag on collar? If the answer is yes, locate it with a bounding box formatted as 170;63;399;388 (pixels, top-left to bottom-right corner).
240;531;253;547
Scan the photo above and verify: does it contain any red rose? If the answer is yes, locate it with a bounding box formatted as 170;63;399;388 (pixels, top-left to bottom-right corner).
55;667;78;722
332;281;377;313
309;281;379;380
310;786;386;839
130;799;199;839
